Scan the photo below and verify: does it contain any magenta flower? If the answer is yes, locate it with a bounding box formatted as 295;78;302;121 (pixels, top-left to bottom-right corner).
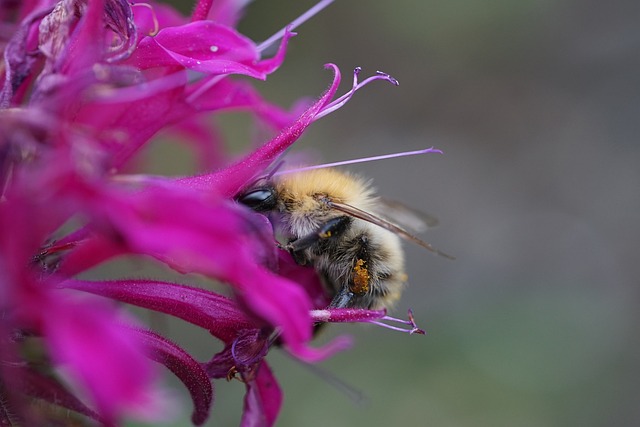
0;0;427;426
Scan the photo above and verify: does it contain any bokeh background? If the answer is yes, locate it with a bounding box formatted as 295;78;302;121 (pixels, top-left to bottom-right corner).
134;1;640;425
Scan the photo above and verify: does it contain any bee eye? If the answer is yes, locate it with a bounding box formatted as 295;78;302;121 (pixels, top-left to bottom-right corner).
238;188;277;212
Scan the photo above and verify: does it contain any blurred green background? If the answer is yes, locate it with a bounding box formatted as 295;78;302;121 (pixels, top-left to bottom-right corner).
132;0;640;426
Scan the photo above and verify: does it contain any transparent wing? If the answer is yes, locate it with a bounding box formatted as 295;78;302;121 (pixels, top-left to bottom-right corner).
374;198;440;234
328;200;455;260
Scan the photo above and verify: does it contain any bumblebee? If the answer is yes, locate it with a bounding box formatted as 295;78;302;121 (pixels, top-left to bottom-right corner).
238;168;451;309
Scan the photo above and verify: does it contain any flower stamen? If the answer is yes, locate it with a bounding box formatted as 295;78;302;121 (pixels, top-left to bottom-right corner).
257;0;336;53
226;366;241;382
274;147;443;175
314;67;399;120
369;309;426;335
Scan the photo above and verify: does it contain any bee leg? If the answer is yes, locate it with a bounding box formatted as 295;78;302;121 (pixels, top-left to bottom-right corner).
328;287;354;309
285;216;351;265
329;235;371;309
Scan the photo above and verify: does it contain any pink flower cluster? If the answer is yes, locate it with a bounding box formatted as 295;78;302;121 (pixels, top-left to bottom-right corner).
0;1;419;425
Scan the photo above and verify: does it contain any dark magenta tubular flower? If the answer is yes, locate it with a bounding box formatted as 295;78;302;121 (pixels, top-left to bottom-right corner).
0;1;427;426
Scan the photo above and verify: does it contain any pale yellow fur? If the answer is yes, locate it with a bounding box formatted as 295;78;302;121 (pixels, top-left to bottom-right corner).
275;169;377;209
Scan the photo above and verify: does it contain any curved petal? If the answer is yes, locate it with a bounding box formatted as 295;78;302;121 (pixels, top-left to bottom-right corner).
133;21;260;76
133;329;213;426
253;28;295;75
63;279;255;343
43;295;158;424
21;367;100;421
240;362;282;427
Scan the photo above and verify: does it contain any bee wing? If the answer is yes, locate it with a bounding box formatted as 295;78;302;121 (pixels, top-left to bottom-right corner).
328;201;455;260
374;198;440;234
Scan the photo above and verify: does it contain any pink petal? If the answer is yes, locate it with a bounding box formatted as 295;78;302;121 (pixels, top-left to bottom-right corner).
276;248;330;309
252;28;295;75
43;295;159;424
21;367;100;421
63;279;255;343
132;21;261;76
57;233;127;277
240;362;282;427
74;70;299;169
232;266;314;353
134;329;213;426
